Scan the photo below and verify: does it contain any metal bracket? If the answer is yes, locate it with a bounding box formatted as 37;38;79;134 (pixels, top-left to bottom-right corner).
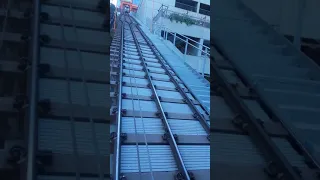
121;109;127;115
39;12;49;22
264;161;282;178
175;171;195;180
112;108;118;115
20;32;31;42
120;133;127;142
110;132;127;142
156;111;168;118
39;34;51;45
36;150;53;166
17;57;31;71
162;133;178;141
7;146;27;167
38;63;51;75
13;94;28;110
231;114;249;132
256;118;264;127
110;132;117;141
37;99;51;115
119;174;126;180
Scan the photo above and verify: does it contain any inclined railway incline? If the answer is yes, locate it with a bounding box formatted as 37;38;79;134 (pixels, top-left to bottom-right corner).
110;14;210;180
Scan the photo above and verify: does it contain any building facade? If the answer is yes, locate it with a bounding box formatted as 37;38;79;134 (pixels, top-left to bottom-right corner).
135;0;211;76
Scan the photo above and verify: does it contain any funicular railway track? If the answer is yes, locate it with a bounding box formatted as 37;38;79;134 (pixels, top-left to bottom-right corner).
23;0;110;180
110;14;210;180
211;36;320;180
210;1;320;180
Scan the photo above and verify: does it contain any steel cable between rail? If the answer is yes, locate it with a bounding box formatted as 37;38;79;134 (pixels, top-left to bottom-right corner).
69;4;104;179
58;5;81;180
124;20;155;179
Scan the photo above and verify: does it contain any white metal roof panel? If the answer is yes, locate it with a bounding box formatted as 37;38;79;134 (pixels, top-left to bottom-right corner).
178;145;210;170
121;117;164;134
38;119;108;156
121;145;177;172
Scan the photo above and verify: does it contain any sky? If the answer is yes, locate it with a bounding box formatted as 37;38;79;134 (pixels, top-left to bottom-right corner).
111;0;118;6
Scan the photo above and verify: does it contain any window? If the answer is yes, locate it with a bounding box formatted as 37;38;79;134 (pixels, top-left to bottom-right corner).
175;0;198;12
199;3;210;16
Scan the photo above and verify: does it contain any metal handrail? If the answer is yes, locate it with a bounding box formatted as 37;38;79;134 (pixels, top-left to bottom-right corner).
153;24;210;80
153;4;210;28
155;25;210;57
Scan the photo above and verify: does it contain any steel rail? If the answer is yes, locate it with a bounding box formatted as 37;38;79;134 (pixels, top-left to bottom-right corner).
26;0;40;179
210;60;303;180
213;27;320;171
113;15;124;180
126;15;191;180
131;16;210;134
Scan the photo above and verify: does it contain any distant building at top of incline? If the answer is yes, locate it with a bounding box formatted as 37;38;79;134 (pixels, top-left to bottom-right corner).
120;0;138;13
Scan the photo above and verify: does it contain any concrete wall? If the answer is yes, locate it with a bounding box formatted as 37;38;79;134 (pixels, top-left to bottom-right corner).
158;18;210;40
185;55;210;74
162;39;210;75
241;0;320;39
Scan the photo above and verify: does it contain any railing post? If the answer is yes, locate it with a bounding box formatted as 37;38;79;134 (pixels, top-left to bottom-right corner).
173;33;176;45
184;38;188;55
202;48;207;77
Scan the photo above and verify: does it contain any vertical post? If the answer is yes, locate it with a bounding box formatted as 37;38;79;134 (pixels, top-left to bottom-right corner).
202;48;207;77
184;38;188;55
197;38;204;56
293;0;305;49
173;33;176;45
165;31;168;40
27;0;40;180
196;2;200;13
